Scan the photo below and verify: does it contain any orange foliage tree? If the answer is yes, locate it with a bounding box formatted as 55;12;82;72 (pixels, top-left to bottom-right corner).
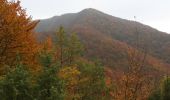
112;22;154;100
0;0;39;74
113;48;154;100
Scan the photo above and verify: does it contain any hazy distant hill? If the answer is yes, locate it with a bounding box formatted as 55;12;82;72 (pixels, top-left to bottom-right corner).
35;8;170;73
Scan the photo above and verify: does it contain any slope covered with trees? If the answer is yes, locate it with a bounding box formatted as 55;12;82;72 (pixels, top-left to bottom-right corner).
1;0;170;99
0;1;110;99
35;8;170;74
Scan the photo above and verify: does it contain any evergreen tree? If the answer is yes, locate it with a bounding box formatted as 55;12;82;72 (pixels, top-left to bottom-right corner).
0;56;32;100
55;26;69;67
68;33;84;65
161;76;170;100
77;59;110;100
148;76;170;100
35;46;65;100
148;90;161;100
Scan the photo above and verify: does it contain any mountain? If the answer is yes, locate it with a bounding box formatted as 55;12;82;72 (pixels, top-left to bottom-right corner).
35;8;170;74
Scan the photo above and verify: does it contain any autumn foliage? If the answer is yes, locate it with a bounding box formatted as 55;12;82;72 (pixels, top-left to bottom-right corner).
0;0;39;74
0;0;170;100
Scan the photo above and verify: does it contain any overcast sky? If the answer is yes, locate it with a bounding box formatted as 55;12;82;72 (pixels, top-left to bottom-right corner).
20;0;170;33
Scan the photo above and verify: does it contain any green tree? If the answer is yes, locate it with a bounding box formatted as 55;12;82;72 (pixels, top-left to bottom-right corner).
148;89;161;100
148;76;170;100
35;47;65;100
68;33;84;65
0;56;32;100
55;27;84;66
161;76;170;100
55;26;69;67
76;59;110;100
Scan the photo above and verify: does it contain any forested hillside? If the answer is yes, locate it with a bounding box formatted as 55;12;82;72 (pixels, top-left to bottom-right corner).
0;0;170;100
35;8;170;73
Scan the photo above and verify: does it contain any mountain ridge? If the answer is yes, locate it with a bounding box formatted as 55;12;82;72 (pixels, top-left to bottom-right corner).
36;8;165;34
